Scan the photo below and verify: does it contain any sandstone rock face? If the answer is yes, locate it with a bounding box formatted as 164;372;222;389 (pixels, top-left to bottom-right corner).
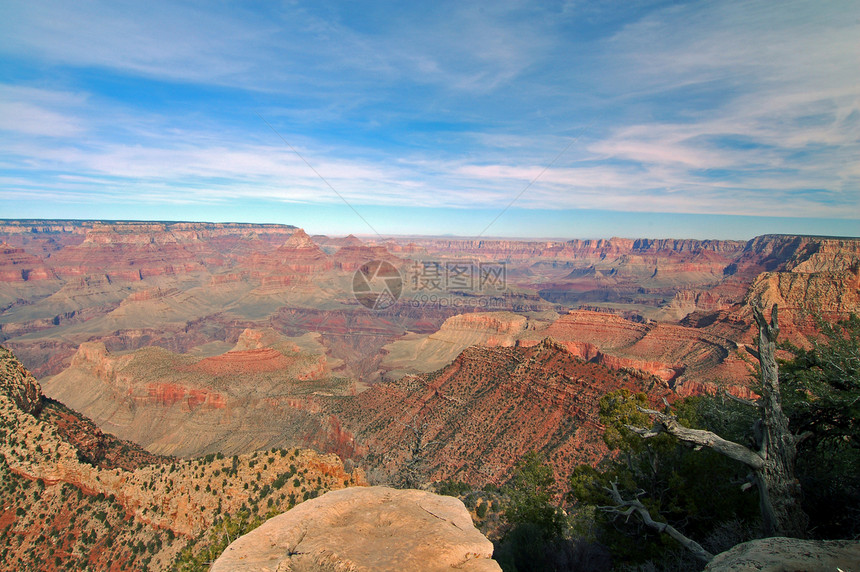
247;229;335;284
212;486;501;572
705;537;860;572
333;243;400;271
0;220;303;284
0;243;53;281
744;266;860;320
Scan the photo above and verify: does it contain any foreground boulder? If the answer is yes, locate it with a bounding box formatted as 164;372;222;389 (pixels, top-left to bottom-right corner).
212;486;501;571
705;537;860;571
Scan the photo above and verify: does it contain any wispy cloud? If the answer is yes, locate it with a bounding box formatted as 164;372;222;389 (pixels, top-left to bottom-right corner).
0;85;88;137
0;0;858;234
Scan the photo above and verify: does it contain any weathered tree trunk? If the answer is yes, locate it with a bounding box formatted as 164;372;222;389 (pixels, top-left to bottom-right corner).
628;304;808;538
752;305;808;538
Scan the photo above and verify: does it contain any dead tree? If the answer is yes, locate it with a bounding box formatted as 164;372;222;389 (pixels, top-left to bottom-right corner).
625;304;808;538
398;421;437;489
600;482;714;563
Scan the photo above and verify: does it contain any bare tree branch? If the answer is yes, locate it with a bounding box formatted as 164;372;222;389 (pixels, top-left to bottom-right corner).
625;424;663;439
723;390;760;408
600;482;714;563
628;407;765;470
795;431;814;445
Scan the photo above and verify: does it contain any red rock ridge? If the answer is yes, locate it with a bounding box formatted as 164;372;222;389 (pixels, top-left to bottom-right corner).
515;311;753;394
244;229;334;284
189;347;294;375
145;383;226;409
336;340;674;492
0;243;53;281
0;220;305;284
441;312;528;336
333;244;401;272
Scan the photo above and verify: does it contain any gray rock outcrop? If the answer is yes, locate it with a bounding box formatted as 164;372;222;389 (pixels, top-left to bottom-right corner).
705;537;860;571
211;486;501;571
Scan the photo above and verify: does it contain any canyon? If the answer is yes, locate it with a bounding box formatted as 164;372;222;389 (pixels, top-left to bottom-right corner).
1;219;859;568
1;221;859;478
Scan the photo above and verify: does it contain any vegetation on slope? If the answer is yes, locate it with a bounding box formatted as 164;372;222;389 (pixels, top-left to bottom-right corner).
429;313;860;571
563;313;860;570
0;345;364;571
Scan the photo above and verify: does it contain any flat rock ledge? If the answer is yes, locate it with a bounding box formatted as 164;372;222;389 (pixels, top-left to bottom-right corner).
211;486;502;572
705;537;860;572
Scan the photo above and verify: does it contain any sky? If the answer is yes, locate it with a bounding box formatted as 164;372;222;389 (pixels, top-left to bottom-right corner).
1;0;859;239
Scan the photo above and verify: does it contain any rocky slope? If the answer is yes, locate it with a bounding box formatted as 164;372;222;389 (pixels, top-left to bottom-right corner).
332;339;673;492
0;242;54;282
0;221;348;376
243;229;334;287
402;236;748;315
2;221;530;380
332;238;401;272
2;224;858;568
4;221;853;384
0;345;364;571
39;310;751;490
377;233;860;395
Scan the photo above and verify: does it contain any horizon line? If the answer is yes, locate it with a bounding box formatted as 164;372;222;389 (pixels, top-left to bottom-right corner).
2;218;858;242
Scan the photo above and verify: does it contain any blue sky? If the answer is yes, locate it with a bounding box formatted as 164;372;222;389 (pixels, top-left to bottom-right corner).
1;0;858;239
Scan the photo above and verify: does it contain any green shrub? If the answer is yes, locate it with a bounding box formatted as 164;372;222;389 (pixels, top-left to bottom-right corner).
476;502;488;519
